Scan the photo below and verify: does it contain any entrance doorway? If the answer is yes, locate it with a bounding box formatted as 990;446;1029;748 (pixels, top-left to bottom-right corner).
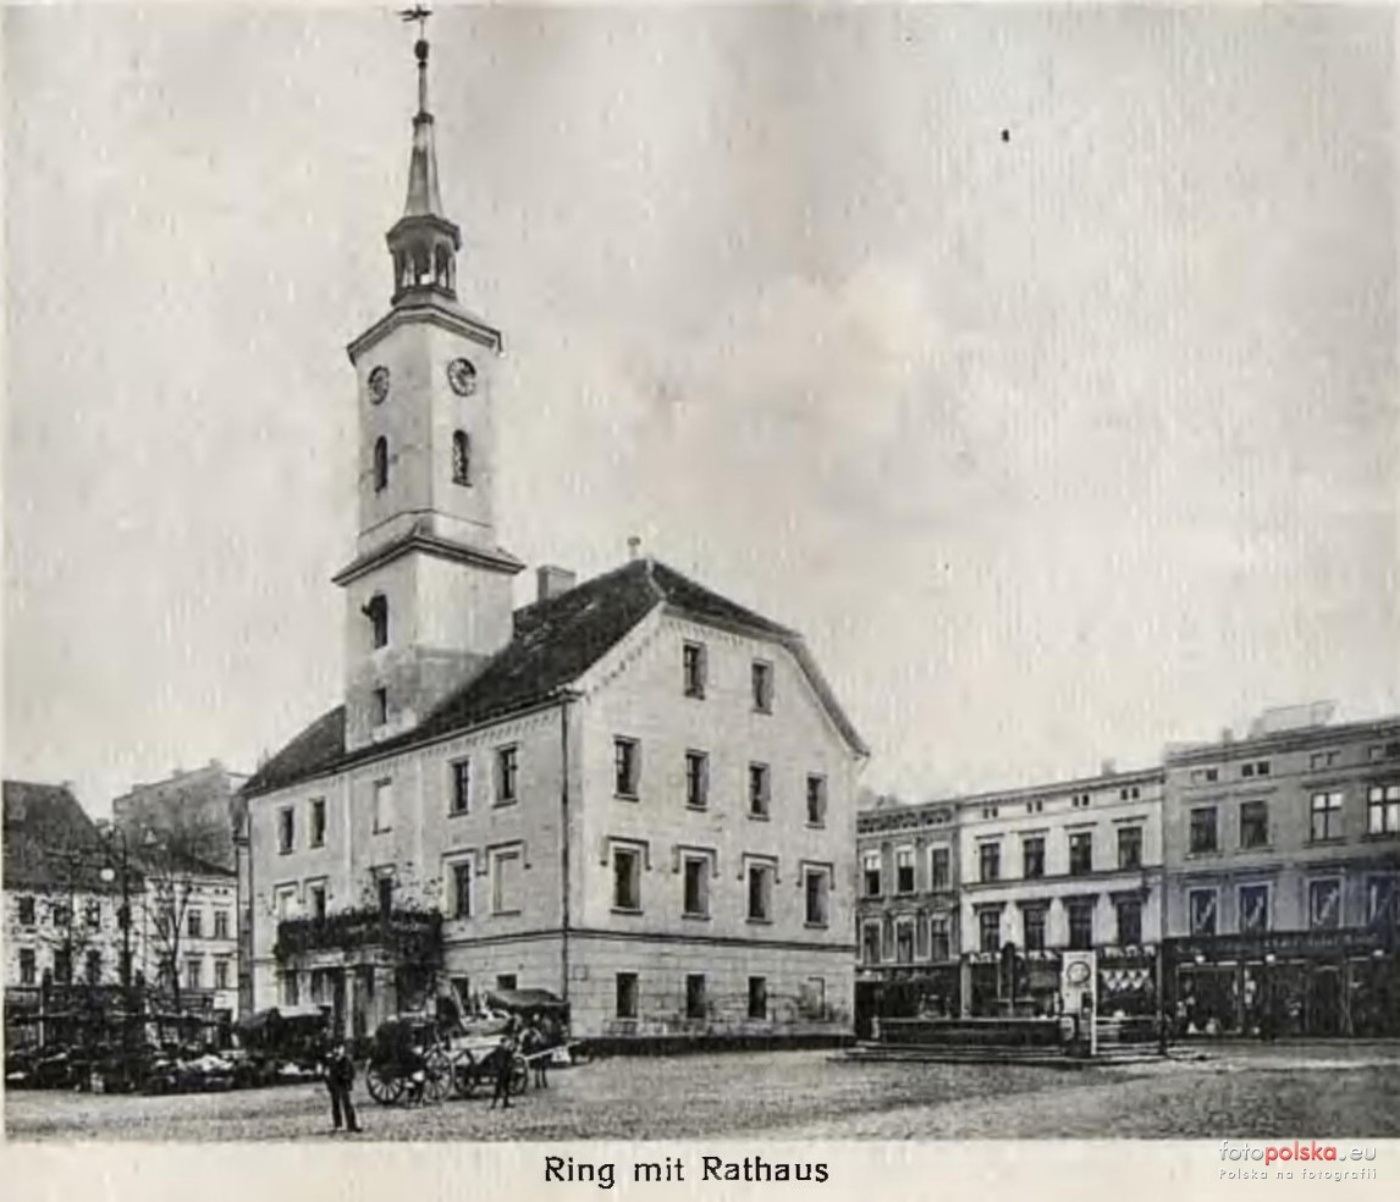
1307;968;1343;1036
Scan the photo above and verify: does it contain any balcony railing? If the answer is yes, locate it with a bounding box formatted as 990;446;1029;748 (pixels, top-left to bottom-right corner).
273;906;443;964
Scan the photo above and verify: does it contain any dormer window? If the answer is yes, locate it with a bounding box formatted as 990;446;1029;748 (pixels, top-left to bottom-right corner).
452;430;471;486
364;594;389;649
373;437;389;491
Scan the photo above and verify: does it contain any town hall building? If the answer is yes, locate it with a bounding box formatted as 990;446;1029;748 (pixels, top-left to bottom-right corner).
239;30;866;1043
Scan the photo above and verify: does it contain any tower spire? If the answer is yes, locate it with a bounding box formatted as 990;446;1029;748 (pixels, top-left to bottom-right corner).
388;6;460;304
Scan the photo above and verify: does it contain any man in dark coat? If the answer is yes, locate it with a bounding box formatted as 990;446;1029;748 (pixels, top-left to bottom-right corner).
323;1038;362;1134
488;1023;518;1110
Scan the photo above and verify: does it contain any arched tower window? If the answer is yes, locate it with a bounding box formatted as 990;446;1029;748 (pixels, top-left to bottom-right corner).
452;430;471;486
364;594;389;649
373;437;389;492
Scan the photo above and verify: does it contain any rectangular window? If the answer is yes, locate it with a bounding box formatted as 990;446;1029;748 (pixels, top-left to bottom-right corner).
450;760;472;815
309;797;326;847
1115;899;1142;946
751;660;773;713
1191;767;1219;784
492;848;522;914
372;779;394;833
806;774;827;826
685;974;706;1020
309;883;327;922
804;867;830;926
213;910;230;940
1310;791;1343;841
187;909;203;939
1069;833;1092;878
683;856;709;918
614;738;640;798
1308;879;1341;930
18;896;35;927
1067;900;1095;950
277;807;294;854
682;642;706;698
281;970;299;1008
85;950;101;985
185;957;202;991
496;974;517;992
1240;801;1269;849
372;687;388;727
1239;884;1269;934
978;908;1002;954
376;874;394;916
1023;907;1047;951
747;862;774;922
275;886;298;921
1310;750;1340;771
496;746;519;805
615;972;638;1019
1117;826;1143;870
84;901;100;929
896;846;915;894
1189;889;1217;937
1189;806;1218;853
979;842;1001;884
930;847;951;890
747;976;768;1019
19;948;36;985
452;860;474;920
685;751;708;809
895;919;915;963
1365;877;1398;926
1022;836;1045;879
861;921;882;964
54;949;72;984
862;850;882;897
613;846;641;911
214;959;230;991
748;762;770;818
1367;784;1400;835
929;917;951;962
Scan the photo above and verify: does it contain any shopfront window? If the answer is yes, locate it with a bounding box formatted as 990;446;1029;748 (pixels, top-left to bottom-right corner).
1238;884;1269;934
1189;889;1217;937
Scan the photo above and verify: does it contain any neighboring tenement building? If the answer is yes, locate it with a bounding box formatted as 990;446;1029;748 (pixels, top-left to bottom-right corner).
856;765;1167;1027
239;35;866;1044
1162;706;1400;1037
854;797;959;1035
955;765;1166;1019
4;780;239;1045
112;760;249;872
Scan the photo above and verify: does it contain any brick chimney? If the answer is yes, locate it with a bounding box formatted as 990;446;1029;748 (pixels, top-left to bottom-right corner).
536;565;577;603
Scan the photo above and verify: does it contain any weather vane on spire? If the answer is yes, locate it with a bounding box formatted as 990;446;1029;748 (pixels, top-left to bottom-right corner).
399;6;434;116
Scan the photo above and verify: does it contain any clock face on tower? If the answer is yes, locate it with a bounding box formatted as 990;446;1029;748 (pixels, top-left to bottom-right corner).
368;365;391;404
447;357;477;396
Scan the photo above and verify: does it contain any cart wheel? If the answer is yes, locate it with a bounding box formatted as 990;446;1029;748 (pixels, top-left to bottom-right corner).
508;1054;529;1096
365;1063;403;1106
423;1049;452;1104
451;1052;479;1099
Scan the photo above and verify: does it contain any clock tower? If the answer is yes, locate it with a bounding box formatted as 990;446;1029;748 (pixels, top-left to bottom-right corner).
336;22;523;753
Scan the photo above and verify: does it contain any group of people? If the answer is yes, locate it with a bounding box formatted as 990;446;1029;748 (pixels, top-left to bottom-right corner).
318;1012;555;1132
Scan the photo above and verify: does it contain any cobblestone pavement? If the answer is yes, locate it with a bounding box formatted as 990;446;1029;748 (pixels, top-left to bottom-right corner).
6;1044;1399;1142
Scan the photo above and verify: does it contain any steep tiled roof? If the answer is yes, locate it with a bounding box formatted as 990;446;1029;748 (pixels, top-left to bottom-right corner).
243;558;864;798
2;781;112;892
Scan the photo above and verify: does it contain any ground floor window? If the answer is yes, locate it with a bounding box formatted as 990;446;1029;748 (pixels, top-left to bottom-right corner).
496;973;517;992
748;976;767;1020
685;974;706;1020
616;972;638;1019
281;970;299;1007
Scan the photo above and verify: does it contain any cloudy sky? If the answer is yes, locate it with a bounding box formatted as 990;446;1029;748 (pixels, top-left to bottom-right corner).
5;4;1398;815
